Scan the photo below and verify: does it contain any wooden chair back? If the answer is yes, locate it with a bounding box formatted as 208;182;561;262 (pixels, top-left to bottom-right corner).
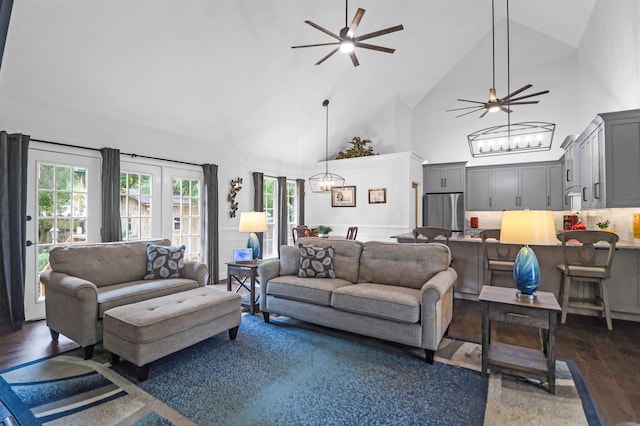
412;226;452;244
292;226;312;243
557;230;619;276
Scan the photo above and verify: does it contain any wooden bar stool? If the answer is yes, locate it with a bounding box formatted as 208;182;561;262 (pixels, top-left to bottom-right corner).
479;229;516;286
556;230;619;330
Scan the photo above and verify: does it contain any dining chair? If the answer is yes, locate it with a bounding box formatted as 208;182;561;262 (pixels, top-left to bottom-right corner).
556;230;619;330
412;227;452;244
292;225;312;243
346;226;358;240
479;229;516;286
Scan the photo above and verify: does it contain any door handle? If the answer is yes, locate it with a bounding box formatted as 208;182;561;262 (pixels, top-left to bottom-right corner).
547;195;550;206
489;197;492;207
26;240;33;247
443;178;447;187
566;169;571;182
582;187;587;202
593;182;600;199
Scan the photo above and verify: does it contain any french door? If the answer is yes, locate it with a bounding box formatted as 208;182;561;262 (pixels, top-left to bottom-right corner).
25;146;101;320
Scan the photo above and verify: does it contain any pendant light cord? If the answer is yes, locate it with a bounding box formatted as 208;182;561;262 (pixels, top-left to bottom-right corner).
323;99;330;174
345;0;348;28
506;0;511;141
491;0;495;90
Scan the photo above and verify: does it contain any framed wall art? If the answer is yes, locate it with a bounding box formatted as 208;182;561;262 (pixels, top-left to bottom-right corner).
331;186;356;207
368;188;387;204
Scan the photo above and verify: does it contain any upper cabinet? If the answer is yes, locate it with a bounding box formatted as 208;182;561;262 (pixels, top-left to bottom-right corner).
575;109;640;208
466;162;562;211
424;162;465;193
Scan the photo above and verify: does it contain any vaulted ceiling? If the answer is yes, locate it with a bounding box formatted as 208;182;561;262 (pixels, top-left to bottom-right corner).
1;0;597;165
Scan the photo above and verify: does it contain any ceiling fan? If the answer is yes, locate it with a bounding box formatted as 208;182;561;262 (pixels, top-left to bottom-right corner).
291;0;404;67
447;0;549;118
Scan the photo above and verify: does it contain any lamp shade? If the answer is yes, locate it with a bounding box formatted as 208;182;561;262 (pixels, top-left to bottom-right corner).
500;210;557;246
239;211;267;233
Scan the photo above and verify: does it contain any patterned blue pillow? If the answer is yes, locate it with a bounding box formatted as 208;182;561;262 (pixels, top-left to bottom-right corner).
298;244;336;278
144;244;186;279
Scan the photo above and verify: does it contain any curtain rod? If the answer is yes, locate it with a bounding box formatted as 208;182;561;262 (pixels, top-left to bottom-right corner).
31;138;203;167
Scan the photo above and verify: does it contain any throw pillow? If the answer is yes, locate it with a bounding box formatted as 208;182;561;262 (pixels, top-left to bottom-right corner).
298;244;336;278
144;244;186;279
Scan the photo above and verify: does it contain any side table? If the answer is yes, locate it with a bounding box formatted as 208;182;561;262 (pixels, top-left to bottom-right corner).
479;285;561;394
226;261;262;315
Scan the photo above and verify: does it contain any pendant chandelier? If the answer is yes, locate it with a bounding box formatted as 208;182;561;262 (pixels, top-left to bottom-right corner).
309;99;345;193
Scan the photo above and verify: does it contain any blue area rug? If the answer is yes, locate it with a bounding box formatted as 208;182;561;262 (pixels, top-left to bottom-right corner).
112;314;488;425
0;314;602;425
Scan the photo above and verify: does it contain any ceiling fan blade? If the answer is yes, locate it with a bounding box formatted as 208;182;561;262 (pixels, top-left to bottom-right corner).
501;84;533;101
305;21;340;40
346;8;365;39
500;106;513;114
506;101;540;105
447;105;489;112
315;48;339;65
479;109;489;119
456;99;487;105
292;42;340;49
355;42;395;54
349;51;360;67
454;107;484;118
506;90;550;102
355;24;404;42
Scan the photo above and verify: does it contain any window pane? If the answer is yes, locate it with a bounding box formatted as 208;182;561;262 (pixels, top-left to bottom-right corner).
128;174;139;192
56;192;71;216
140;175;151;195
141;218;151;238
73;193;87;217
55;166;71;191
39;191;53;217
39;164;54;190
73;168;87;191
181;179;190;197
191;180;199;198
172;178;181;196
38;218;54;244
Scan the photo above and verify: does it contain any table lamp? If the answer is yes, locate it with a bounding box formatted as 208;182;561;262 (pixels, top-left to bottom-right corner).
239;211;267;259
499;210;557;300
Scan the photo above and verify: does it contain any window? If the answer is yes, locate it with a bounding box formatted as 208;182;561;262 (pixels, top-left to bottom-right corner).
120;171;152;240
171;177;201;261
263;178;298;256
263;177;276;258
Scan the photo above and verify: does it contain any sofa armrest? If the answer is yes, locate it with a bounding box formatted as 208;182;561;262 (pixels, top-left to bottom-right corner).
258;259;281;311
40;269;99;302
184;261;208;286
420;267;457;350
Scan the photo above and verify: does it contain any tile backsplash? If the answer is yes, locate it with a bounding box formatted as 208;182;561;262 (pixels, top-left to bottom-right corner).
466;208;640;242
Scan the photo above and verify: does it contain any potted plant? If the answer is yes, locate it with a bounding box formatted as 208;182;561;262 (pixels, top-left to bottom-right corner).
314;225;332;238
596;220;614;232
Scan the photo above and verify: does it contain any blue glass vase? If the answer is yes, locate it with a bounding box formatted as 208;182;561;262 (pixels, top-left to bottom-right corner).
513;245;540;297
247;233;260;259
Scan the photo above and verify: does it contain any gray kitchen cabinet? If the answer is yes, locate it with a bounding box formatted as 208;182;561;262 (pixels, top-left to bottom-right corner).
575;109;640;208
466;162;562;211
424;162;465;193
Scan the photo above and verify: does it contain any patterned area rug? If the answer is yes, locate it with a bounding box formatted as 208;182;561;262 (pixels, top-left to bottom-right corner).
0;315;601;425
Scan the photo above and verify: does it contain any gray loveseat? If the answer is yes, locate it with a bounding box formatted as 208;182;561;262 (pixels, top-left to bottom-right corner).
40;239;208;359
258;238;456;363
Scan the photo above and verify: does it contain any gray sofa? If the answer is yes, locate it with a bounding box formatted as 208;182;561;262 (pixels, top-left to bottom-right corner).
258;238;456;363
40;239;208;359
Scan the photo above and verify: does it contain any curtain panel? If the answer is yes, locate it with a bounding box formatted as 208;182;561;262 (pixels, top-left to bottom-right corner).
99;148;122;242
0;131;29;332
202;164;219;284
252;172;264;258
296;178;305;226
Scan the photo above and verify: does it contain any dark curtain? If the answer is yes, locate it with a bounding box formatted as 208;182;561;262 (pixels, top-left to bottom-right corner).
0;131;29;332
99;148;122;242
0;0;14;73
277;176;288;253
252;172;264;258
296;178;305;225
202;164;219;284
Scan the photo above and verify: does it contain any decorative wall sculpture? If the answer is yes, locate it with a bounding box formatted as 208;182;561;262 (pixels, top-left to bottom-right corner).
336;137;377;159
228;177;243;218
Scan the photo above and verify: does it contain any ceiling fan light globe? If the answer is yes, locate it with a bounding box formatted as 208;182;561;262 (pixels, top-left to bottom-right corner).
488;105;500;113
340;40;355;53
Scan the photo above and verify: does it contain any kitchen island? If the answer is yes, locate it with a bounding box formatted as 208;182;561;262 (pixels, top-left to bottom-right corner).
394;233;640;322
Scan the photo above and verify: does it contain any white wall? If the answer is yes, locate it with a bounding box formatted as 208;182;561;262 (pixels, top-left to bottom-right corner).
304;152;423;242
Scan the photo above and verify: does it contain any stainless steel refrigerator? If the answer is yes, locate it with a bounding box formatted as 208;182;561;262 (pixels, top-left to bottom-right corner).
423;192;464;232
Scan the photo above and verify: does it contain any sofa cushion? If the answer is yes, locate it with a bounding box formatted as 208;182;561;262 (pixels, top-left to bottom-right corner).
279;245;300;275
97;278;199;317
359;241;451;289
48;238;171;287
144;244;186;279
331;283;421;324
298;244;336;278
295;238;363;283
267;275;353;306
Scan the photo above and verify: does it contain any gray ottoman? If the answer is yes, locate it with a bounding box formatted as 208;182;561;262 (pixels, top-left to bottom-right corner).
103;287;241;381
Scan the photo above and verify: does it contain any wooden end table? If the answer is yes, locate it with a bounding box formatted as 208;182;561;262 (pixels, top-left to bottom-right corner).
226;261;262;315
479;285;561;394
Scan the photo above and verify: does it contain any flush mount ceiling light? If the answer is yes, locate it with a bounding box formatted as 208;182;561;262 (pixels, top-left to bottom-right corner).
447;0;549;118
291;0;403;67
309;100;345;193
468;121;555;157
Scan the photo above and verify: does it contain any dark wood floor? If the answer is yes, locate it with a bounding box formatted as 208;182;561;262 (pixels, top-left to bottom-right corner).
1;296;639;425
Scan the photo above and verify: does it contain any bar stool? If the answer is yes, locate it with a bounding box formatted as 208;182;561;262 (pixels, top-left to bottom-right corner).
556;230;619;330
479;229;516;286
412;226;452;244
